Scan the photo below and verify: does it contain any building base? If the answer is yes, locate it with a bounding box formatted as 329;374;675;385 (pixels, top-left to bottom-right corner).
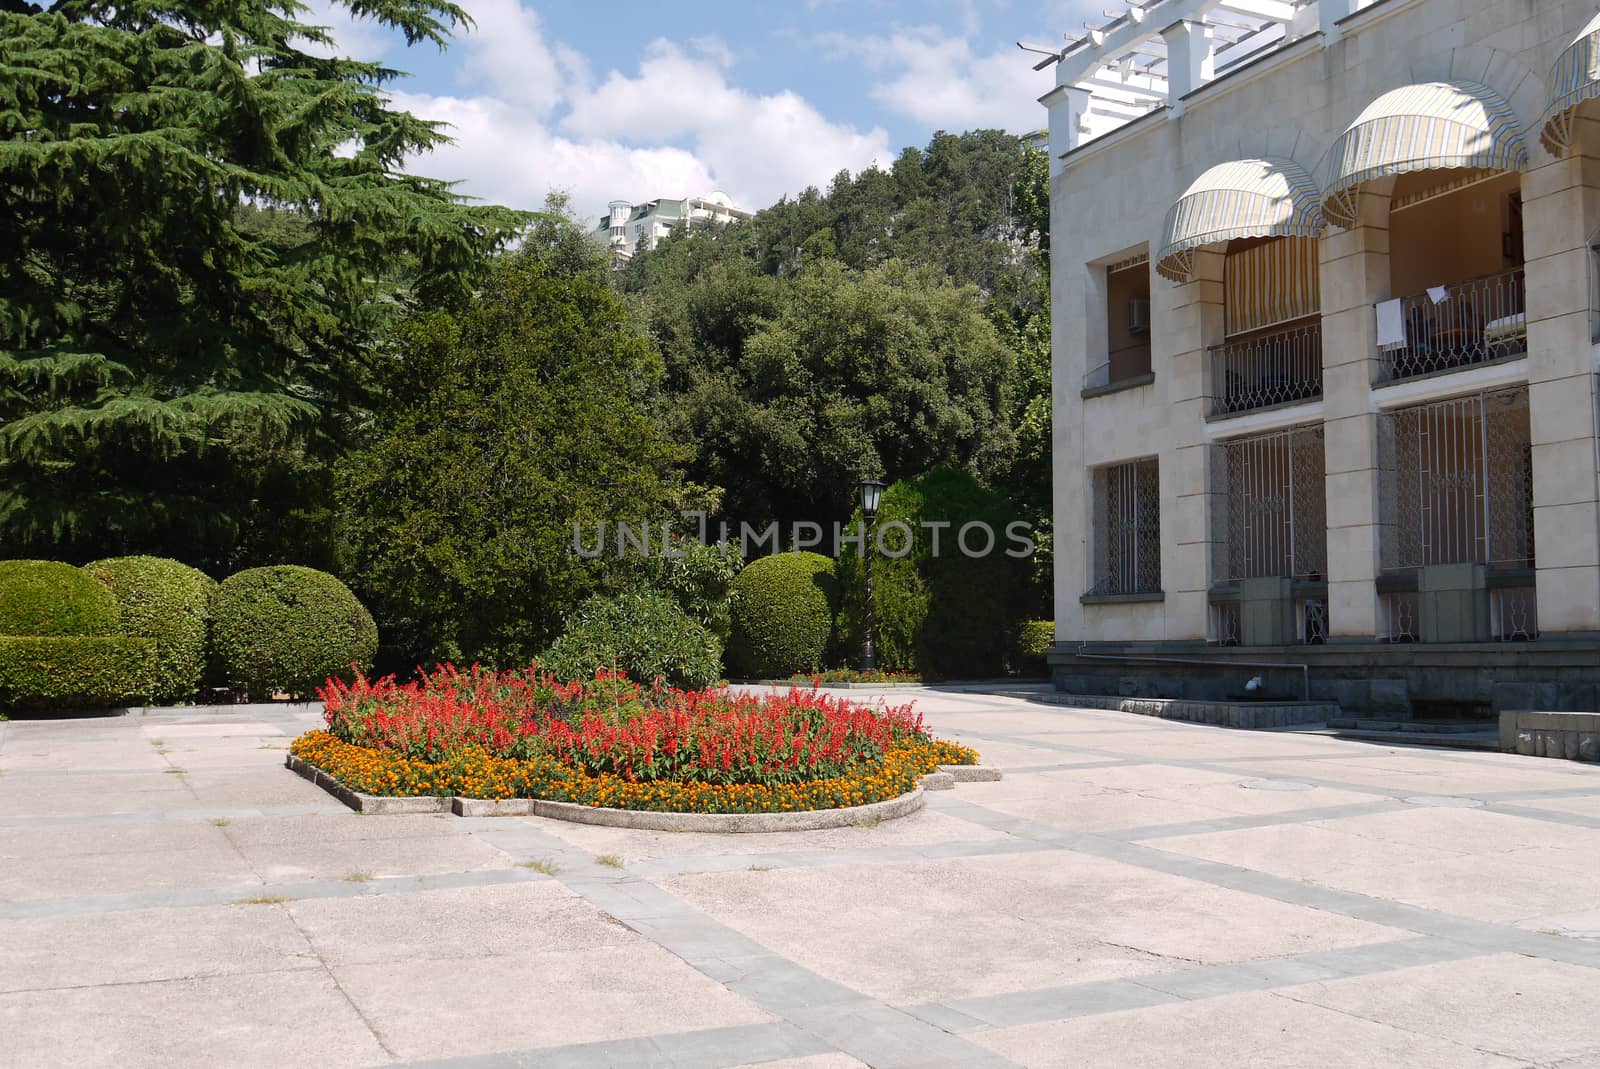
1047;638;1600;717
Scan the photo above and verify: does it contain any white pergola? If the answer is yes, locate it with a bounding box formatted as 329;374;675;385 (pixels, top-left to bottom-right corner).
1024;0;1374;153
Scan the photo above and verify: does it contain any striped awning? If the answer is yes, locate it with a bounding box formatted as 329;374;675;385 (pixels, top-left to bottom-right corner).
1321;81;1528;229
1156;158;1324;282
1541;11;1600;156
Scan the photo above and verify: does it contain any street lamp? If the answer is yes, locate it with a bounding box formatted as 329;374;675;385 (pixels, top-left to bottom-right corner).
857;478;885;672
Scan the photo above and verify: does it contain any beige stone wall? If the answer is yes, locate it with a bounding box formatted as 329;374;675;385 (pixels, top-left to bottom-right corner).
1047;0;1600;647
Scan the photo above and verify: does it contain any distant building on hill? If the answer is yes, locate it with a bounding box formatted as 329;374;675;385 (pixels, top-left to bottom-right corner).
591;191;751;261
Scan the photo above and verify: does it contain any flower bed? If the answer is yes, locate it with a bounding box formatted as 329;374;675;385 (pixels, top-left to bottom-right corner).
787;669;924;686
292;666;976;814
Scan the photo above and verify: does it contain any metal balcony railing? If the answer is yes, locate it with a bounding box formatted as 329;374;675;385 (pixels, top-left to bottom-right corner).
1377;268;1527;384
1206;321;1322;418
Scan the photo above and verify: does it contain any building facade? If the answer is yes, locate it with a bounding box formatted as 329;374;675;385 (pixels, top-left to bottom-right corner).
592;191;751;261
1041;0;1600;714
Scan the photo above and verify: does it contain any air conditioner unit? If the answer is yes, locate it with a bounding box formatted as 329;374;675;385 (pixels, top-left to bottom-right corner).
1127;298;1151;335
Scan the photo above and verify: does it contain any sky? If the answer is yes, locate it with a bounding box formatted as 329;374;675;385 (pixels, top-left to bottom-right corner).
307;0;1084;221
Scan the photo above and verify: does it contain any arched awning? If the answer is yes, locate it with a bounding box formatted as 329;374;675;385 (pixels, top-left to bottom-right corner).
1321;80;1528;229
1541;11;1600;157
1156;158;1324;283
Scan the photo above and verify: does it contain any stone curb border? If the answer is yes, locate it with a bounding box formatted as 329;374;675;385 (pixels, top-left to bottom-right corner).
288;753;1003;831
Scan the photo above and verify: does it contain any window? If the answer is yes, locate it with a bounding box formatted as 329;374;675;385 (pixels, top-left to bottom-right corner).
1218;426;1326;582
1378;388;1533;570
1090;459;1161;594
1088;253;1152;390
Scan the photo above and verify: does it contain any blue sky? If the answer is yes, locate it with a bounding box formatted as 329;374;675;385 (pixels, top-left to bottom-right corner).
309;0;1081;218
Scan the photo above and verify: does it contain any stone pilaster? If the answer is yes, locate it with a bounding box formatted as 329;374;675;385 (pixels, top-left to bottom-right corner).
1526;116;1600;635
1167;249;1226;640
1319;184;1393;639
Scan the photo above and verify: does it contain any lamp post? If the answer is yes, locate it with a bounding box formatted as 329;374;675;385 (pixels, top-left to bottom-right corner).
857;478;884;672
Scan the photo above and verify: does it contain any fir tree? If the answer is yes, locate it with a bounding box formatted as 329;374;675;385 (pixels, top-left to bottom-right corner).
0;0;524;569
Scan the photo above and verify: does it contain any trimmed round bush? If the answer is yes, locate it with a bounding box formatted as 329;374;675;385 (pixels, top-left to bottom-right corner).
835;468;1024;679
211;566;378;697
726;552;836;678
85;556;215;704
0;560;119;637
540;592;722;690
0;636;154;709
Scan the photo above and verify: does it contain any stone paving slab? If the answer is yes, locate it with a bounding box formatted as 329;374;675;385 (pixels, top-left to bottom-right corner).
3;691;1600;1068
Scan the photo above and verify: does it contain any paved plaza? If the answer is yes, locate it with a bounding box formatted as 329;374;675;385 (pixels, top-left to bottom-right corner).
3;688;1600;1068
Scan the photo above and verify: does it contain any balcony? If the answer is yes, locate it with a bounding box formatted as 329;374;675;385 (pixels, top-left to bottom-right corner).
1376;268;1527;385
1206;321;1322;418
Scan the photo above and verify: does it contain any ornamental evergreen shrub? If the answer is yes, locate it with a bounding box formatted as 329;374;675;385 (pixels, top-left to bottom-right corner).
1013;619;1056;676
540;592;722;690
0;560;120;637
85;557;215;704
211;567;377;698
0;636;154;709
726;552;836;678
835;468;1025;679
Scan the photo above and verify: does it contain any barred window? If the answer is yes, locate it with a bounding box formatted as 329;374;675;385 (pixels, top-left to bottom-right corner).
1378;387;1533;570
1218;426;1327;581
1091;459;1161;594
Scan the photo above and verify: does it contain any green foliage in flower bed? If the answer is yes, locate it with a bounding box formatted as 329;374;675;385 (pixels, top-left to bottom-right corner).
85;556;215;703
727;551;836;679
0;560;119;637
788;669;922;685
540;592;722;690
0;636;154;709
211;566;377;697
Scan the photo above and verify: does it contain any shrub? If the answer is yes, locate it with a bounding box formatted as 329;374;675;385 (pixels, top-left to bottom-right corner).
617;535;744;645
85;557;215;703
0;560;119;637
726;552;836;678
1013;619;1055;676
539;592;722;690
211;566;378;697
835;468;1025;679
0;636;155;709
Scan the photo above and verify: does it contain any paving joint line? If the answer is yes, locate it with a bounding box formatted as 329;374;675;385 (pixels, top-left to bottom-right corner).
931;796;1600;974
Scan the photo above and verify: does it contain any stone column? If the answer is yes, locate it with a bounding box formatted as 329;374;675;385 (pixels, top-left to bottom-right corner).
1319;183;1393;639
1526;116;1600;635
1160;20;1214;105
1166;248;1227;640
1040;85;1090;174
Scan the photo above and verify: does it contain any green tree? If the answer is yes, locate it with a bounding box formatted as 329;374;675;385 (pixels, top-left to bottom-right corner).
334;215;687;668
0;0;524;571
638;258;1015;532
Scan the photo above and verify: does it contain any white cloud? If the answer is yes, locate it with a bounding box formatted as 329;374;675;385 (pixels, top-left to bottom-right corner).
331;7;892;220
821;27;1053;135
296;0;392;62
388;91;717;220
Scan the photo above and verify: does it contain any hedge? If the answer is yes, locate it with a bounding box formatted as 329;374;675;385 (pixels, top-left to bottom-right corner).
1013;619;1055;676
211;566;378;697
540;592;723;690
835;468;1024;679
0;636;155;709
726;552;836;678
0;560;119;637
85;556;215;704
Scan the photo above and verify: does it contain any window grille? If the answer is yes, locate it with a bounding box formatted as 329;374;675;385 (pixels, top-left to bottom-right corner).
1090;459;1161;594
1378;388;1534;569
1219;426;1327;581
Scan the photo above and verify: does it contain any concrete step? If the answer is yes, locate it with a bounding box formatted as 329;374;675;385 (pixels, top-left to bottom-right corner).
1310;727;1502;751
1327;718;1497;734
